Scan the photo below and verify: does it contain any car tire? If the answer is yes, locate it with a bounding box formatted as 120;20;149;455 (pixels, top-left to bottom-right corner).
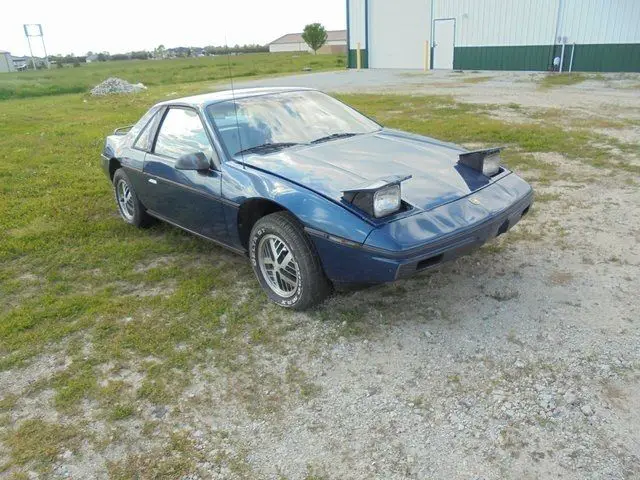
112;169;153;228
250;211;332;310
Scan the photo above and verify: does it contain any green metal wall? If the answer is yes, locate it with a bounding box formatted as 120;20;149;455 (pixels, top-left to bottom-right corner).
348;49;369;68
570;44;640;72
453;44;640;72
453;45;556;71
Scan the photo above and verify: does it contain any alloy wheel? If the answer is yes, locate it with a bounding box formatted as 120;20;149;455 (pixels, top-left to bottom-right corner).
257;233;300;298
116;179;135;221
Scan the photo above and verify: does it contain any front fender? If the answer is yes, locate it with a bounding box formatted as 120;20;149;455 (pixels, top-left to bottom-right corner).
222;162;373;246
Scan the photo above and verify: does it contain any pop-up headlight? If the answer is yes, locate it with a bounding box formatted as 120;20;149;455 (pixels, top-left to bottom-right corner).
458;147;503;177
343;174;411;218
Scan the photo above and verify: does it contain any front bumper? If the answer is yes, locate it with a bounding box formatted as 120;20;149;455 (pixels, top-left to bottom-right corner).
309;175;533;284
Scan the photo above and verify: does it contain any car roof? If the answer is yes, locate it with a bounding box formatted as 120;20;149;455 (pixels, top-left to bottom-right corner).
156;87;316;108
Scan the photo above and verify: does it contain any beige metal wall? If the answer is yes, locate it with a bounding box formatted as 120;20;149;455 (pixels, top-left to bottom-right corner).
0;53;16;73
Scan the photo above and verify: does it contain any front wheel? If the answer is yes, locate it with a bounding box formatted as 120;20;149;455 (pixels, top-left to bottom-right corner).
249;212;331;310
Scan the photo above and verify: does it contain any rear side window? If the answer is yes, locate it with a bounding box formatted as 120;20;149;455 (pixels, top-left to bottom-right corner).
127;107;158;143
154;108;213;160
133;111;159;151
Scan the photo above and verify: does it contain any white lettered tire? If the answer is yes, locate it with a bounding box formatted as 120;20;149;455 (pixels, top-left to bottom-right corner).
249;212;331;309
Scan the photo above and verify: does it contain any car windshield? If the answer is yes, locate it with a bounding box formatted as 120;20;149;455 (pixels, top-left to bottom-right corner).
206;90;381;157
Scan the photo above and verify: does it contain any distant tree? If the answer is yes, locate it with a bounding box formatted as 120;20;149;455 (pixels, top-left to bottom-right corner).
86;51;93;57
155;44;165;59
97;52;109;62
130;51;151;60
302;23;328;54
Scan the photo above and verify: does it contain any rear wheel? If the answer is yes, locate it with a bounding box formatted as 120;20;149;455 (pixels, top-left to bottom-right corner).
113;169;153;228
250;212;331;309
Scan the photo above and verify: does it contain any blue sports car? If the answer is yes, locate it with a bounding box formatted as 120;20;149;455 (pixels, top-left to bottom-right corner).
102;87;533;309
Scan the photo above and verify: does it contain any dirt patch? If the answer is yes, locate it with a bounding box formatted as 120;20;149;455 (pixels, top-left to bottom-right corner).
595;126;640;143
2;76;640;479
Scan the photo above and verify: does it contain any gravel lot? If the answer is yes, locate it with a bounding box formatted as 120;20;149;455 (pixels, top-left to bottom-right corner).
2;70;639;479
235;68;640;112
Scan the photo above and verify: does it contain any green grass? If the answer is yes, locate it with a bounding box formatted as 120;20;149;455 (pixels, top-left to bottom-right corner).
107;431;201;479
338;94;639;174
463;76;493;84
538;73;586;89
0;52;345;100
4;420;80;472
0;61;636;475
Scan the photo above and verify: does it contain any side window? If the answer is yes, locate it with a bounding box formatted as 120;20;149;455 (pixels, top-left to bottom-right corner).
154;108;214;160
133;111;159;151
127;106;157;143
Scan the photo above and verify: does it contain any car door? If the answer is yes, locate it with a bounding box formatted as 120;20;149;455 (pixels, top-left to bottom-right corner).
123;108;163;198
142;106;228;241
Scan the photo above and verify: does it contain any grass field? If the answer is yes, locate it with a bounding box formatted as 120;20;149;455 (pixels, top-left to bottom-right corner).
0;52;345;100
1;58;639;477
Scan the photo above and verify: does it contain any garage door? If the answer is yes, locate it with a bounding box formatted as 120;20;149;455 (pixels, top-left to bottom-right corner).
368;0;428;69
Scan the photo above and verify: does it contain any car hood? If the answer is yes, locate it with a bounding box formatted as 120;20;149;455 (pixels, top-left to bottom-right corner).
241;129;496;212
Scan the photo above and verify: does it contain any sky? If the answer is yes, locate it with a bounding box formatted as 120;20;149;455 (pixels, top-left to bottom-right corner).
0;0;346;56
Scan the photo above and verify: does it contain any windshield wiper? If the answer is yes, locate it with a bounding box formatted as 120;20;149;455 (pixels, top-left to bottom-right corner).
235;142;300;156
310;133;359;144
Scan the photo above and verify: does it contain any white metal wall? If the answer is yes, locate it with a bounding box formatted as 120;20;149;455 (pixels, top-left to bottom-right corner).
349;0;640;69
557;0;640;44
432;0;640;47
269;40;346;54
369;0;431;68
432;0;560;47
0;53;15;73
348;0;367;50
269;43;308;53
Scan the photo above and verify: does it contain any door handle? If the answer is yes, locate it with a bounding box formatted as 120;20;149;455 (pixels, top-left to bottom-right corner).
148;178;158;185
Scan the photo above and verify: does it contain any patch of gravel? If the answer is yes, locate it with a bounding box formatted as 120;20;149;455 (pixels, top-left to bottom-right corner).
595;126;640;144
3;72;640;480
90;77;147;96
234;69;640;112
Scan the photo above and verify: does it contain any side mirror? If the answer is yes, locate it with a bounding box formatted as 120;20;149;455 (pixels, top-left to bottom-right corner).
175;152;210;171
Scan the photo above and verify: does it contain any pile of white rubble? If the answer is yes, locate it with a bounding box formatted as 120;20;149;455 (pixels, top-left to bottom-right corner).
90;77;147;96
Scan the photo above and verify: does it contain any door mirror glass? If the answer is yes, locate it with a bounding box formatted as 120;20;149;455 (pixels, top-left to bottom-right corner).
175;152;210;171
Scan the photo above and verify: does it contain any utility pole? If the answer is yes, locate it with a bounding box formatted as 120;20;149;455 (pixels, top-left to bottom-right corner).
23;24;50;69
24;25;36;70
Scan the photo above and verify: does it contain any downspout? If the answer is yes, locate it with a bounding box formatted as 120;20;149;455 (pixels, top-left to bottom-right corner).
569;43;575;72
553;0;564;67
364;0;369;68
346;0;351;68
430;0;435;69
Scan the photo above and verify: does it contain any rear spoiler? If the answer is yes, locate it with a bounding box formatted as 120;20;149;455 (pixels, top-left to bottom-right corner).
113;125;134;136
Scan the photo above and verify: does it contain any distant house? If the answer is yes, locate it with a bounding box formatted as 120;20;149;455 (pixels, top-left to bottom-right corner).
12;56;28;70
0;51;16;72
86;54;99;63
268;30;347;54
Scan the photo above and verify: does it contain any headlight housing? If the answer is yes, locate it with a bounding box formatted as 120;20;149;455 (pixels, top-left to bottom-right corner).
373;184;401;218
458;147;503;177
482;150;501;177
342;174;411;219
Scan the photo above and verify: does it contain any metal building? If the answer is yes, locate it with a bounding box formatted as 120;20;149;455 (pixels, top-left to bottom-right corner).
269;31;347;54
0;51;16;73
347;0;640;71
